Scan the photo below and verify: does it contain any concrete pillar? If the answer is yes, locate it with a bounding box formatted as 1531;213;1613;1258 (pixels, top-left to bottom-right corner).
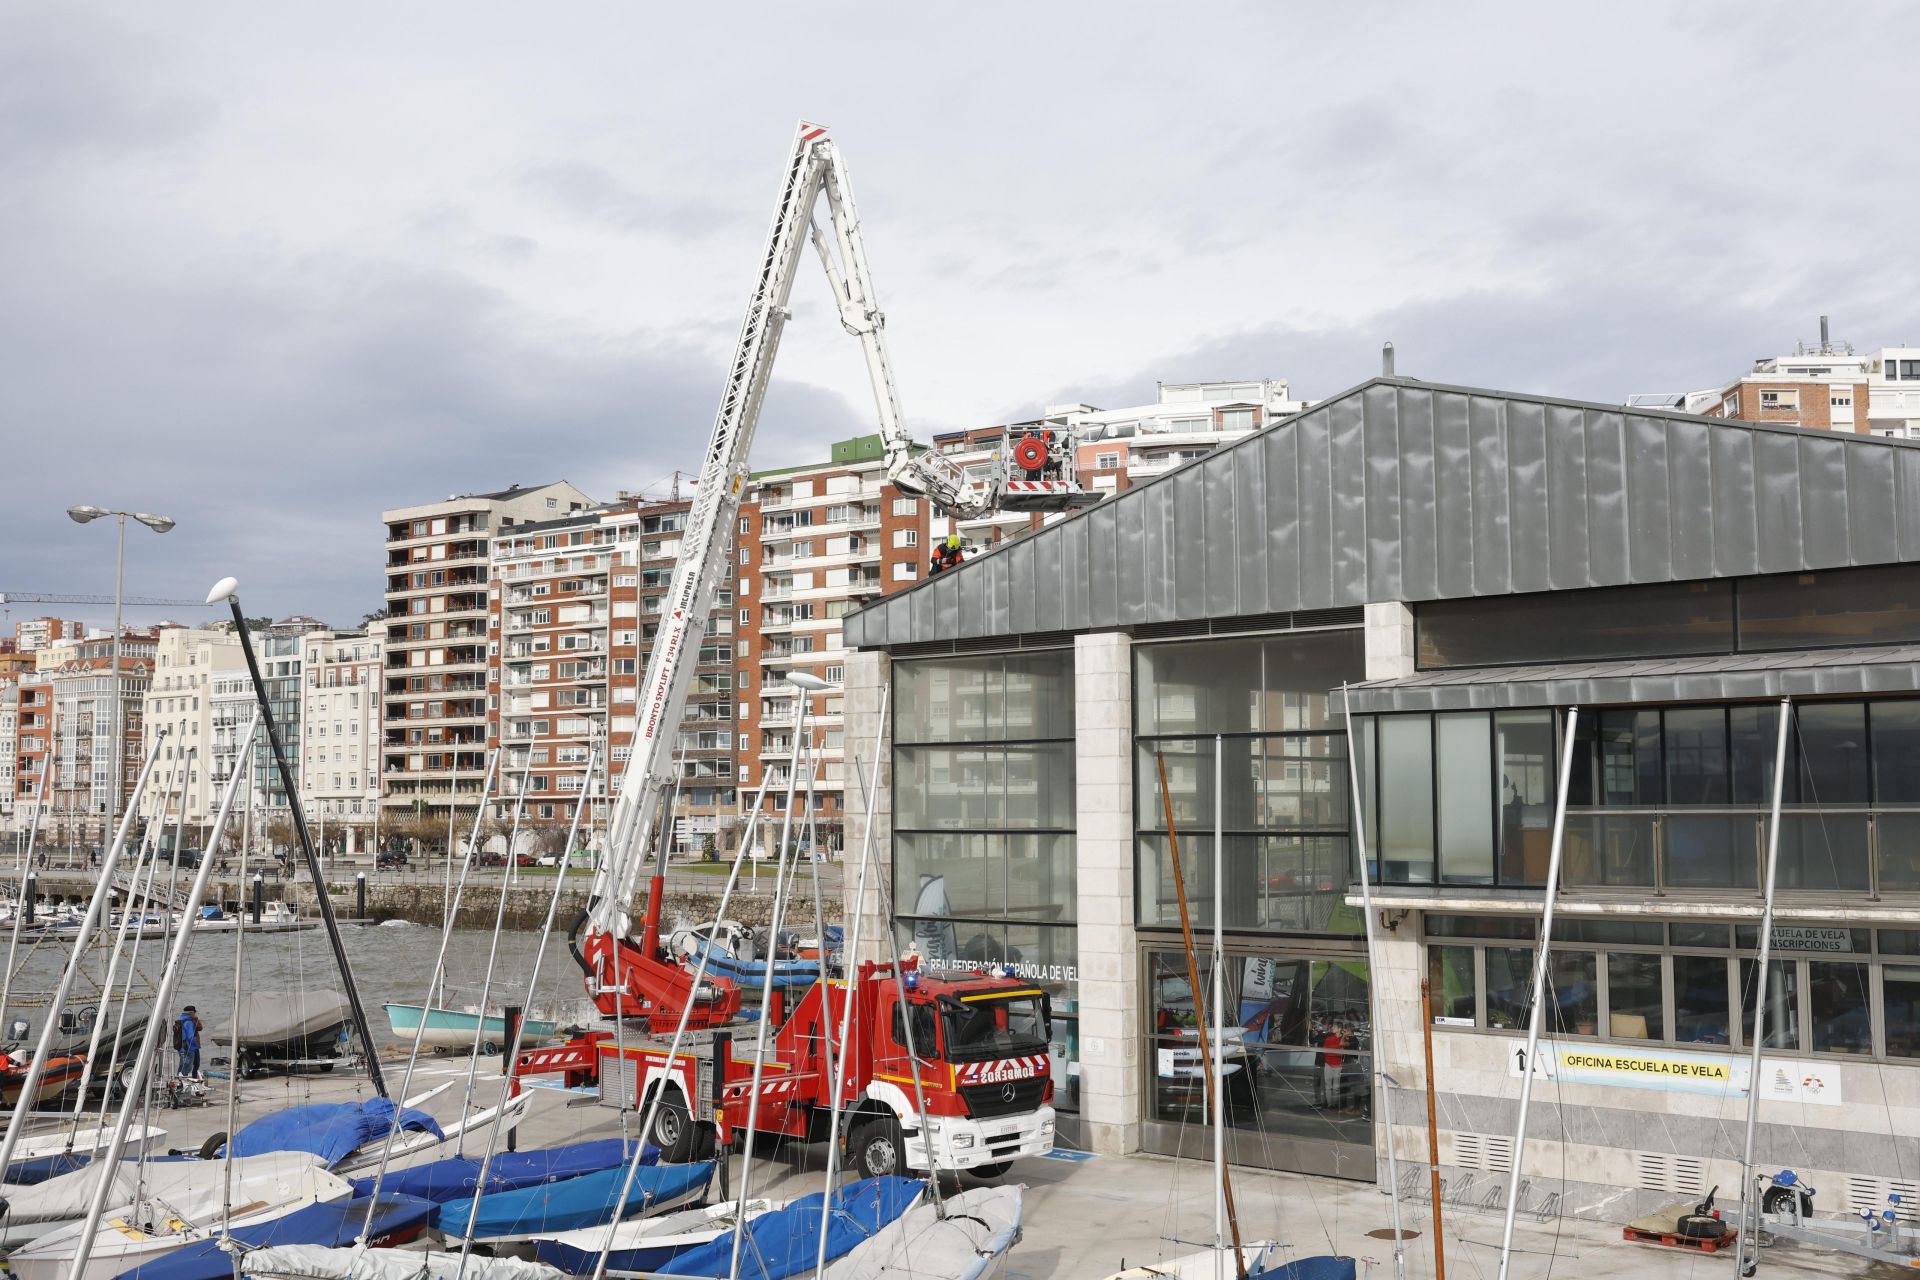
1370;928;1433;1182
1073;630;1140;1156
1364;601;1415;681
841;648;892;966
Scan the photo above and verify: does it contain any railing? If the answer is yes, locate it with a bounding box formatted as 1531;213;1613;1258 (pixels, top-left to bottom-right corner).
1554;806;1920;898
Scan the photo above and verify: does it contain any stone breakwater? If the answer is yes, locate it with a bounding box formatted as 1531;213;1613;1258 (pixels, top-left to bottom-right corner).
24;871;835;933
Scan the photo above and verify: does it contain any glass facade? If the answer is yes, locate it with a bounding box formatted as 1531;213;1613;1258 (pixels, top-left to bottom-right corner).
1416;565;1920;670
1133;630;1366;935
893;650;1080;1110
1425;917;1916;1061
1354;698;1920;897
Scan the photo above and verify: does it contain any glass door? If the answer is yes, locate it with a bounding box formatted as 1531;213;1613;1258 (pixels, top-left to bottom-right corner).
1142;942;1376;1180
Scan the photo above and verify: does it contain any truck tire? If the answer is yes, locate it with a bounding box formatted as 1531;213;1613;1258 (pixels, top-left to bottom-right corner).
848;1118;904;1179
969;1161;1011;1180
647;1094;714;1162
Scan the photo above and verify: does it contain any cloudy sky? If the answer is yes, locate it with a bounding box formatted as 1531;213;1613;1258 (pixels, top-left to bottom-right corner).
3;3;1914;628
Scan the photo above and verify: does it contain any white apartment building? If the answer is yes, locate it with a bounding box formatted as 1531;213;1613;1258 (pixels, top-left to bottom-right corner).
141;627;244;829
299;631;383;846
15;618;83;654
931;378;1304;550
381;481;593;829
1869;345;1920;437
0;679;16;833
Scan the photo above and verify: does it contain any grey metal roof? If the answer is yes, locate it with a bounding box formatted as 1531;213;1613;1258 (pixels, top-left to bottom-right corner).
844;376;1920;650
1336;646;1920;714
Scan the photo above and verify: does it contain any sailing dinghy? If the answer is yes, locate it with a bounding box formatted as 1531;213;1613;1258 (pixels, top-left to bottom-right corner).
6;1154;353;1280
346;1138;650;1204
112;1192;437;1280
240;1244;564;1279
436;1158;715;1243
648;1176;922;1280
824;1183;1023;1280
0;1152;327;1249
532;1197;784;1275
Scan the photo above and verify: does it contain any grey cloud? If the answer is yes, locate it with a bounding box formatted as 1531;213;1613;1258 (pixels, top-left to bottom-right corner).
518;160;739;237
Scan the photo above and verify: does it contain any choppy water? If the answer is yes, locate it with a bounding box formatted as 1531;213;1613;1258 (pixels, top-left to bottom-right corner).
1;925;590;1049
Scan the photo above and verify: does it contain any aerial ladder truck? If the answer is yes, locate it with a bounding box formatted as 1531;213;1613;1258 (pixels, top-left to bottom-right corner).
541;122;1087;1176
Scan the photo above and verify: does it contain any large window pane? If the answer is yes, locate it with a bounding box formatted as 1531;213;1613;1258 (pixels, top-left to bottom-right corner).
1737;565;1920;652
1002;744;1075;828
1570;709;1661;806
1137;833;1264;930
1497;711;1556;884
1738;958;1801;1050
1437;713;1494;884
1564;812;1655;888
1874;701;1920;803
1664;708;1728;805
1663;814;1759;890
1729;703;1784;805
1875;814;1920;893
1606;953;1665;1040
1545;950;1598;1036
1806;962;1872;1055
1885;965;1920;1059
1775;813;1871;892
1416;580;1734;668
1673;955;1733;1045
1138;736;1347;835
896;744;1072;830
1485;946;1534;1030
1001;651;1075;741
1256;836;1354;934
1428;946;1477;1025
1793;702;1869;805
1255;631;1366;733
896;832;1076;922
1136;639;1263;736
1378;715;1434;883
896;656;999;743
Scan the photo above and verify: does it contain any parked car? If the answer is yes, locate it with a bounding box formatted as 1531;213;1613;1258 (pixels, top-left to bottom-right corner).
514;853;541;868
475;852;507;868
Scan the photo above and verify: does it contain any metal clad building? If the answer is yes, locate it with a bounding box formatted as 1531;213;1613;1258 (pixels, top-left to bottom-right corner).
841;375;1920;1224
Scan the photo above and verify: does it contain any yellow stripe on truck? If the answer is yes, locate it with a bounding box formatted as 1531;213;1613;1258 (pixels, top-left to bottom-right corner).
960;989;1042;1002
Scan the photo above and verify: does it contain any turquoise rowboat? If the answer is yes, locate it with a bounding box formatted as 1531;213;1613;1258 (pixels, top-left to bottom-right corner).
381;1003;559;1053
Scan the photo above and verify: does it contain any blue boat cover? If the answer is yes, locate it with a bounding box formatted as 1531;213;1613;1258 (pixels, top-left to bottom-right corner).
347;1139;655;1202
225;1098;445;1168
689;938;819;990
1260;1258;1357;1280
436;1159;713;1239
4;1152;89;1184
114;1193;436;1280
662;1176;922;1280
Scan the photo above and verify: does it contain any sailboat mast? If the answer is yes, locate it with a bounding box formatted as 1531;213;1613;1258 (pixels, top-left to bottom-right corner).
1734;697;1792;1278
214;584;388;1097
1340;684;1408;1280
1153;750;1247;1278
1211;734;1228;1273
1494;706;1580;1280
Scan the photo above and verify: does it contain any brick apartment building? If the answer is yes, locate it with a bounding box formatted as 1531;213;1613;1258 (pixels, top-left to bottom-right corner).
735;435;950;855
1695;318;1920;438
382;482;592;833
489;496;738;855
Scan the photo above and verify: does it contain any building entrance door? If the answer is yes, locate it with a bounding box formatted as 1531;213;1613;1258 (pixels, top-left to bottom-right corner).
1141;940;1377;1180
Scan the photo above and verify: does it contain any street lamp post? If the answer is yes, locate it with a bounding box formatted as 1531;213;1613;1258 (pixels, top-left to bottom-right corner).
67;505;173;847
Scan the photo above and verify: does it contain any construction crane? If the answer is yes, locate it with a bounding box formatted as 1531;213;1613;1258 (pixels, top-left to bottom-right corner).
574;120;1094;1024
0;592;205;608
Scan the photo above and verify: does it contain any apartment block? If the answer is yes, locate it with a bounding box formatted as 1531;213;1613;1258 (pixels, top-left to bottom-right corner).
382;481;592;829
12;676;49;834
489;498;738;854
0;679;16;832
736;435;944;854
1694;317;1920;438
141;627;245;831
299;631;383;845
15;617;84;654
930;379;1303;551
40;630;158;846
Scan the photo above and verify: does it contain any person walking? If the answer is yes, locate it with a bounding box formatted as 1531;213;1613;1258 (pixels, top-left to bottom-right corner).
174;1005;204;1079
1320;1023;1346;1109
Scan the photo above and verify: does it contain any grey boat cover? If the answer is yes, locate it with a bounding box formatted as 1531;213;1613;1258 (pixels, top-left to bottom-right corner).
0;1151;327;1224
242;1245;563;1279
219;990;352;1049
826;1184;1024;1280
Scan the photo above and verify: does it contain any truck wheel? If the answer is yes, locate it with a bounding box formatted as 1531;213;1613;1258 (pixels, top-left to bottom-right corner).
648;1094;712;1162
848;1118;904;1178
969;1161;1011;1180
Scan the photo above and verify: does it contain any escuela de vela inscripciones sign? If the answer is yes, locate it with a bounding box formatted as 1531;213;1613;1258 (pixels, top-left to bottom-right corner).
1507;1040;1842;1106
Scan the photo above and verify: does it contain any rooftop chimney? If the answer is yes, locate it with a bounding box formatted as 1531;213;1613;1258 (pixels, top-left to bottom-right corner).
1382;342;1396;377
1820;314;1830;351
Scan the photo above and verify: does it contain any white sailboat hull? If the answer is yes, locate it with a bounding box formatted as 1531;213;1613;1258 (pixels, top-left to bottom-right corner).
1103;1240;1281;1279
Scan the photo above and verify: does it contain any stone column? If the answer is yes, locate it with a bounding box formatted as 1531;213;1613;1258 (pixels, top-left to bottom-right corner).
840;648;892;966
1364;601;1415;681
1073;630;1140;1156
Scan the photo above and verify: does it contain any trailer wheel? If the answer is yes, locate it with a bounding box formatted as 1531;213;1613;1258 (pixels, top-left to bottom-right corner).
1761;1186;1812;1217
969;1161;1011;1181
648;1094;713;1162
479;1041;499;1057
848;1118;904;1179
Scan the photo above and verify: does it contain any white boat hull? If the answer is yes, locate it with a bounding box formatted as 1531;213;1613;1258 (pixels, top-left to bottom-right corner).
1103;1241;1282;1279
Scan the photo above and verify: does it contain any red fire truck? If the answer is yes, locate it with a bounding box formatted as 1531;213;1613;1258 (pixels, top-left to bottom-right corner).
518;954;1056;1179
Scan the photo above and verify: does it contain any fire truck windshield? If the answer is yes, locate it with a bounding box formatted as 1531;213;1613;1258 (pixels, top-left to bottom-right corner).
936;990;1050;1063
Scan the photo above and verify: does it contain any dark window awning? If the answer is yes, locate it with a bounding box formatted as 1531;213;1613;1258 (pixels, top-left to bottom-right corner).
1336;645;1920;714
